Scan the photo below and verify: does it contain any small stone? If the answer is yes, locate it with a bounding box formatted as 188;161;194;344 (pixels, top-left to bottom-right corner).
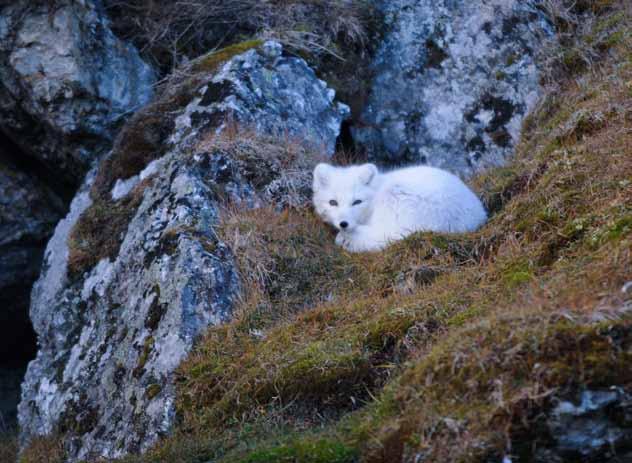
262;40;283;59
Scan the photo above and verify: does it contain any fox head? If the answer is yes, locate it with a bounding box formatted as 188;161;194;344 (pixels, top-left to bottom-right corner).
312;163;379;232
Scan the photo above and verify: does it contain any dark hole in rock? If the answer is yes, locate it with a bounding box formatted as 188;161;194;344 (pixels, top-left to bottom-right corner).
0;130;76;203
335;119;363;163
502;15;522;36
425;38;449;69
0;133;65;432
0;284;38;432
467;135;487;153
199;81;234;106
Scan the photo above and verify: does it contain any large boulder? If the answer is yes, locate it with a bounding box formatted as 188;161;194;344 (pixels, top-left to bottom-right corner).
353;0;552;176
0;0;155;186
173;41;350;156
18;41;347;461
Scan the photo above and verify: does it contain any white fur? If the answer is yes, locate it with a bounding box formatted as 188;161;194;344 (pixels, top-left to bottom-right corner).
312;163;488;252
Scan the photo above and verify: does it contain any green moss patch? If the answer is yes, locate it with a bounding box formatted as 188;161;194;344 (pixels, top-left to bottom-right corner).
239;438;357;463
67;186;145;279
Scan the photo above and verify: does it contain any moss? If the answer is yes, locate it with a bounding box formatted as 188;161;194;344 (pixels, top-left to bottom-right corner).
105;3;632;462
237;438;357;463
190;40;263;75
446;306;482;327
67;189;145;278
602;215;632;242
0;432;18;463
146;384;163;400
494;70;507;81
599;29;626;49
134;336;155;378
18;435;65;463
93;40;263;198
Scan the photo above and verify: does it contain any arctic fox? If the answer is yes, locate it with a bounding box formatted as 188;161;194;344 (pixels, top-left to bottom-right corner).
312;163;487;252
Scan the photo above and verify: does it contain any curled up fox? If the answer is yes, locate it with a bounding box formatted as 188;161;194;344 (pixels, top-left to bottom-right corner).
312;163;487;252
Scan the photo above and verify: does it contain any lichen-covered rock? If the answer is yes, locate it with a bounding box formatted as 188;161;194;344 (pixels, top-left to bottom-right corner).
507;389;632;462
0;0;155;185
18;41;345;461
174;40;350;156
353;0;551;176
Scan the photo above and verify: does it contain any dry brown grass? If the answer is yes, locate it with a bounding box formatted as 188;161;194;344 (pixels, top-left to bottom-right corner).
538;0;631;81
32;3;632;463
104;0;373;73
159;6;632;462
18;435;65;463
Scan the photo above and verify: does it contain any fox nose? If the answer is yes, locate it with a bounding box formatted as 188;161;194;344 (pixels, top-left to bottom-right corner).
340;221;349;229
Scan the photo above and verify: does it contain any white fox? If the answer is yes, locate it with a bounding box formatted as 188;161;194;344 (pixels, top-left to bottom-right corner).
312;163;487;252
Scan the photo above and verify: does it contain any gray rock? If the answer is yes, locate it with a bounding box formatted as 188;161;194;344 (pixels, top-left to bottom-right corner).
354;0;551;176
502;388;632;463
19;41;345;461
0;0;155;185
174;41;350;156
541;389;632;461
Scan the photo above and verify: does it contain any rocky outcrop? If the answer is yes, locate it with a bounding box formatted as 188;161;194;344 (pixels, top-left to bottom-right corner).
18;41;347;461
174;41;349;156
507;388;632;462
353;0;551;176
0;0;155;186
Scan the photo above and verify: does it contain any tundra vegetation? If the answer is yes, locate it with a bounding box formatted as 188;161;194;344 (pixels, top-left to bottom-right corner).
9;0;632;462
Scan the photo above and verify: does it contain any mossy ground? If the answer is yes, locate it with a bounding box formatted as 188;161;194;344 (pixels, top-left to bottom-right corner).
114;5;632;462
9;3;632;463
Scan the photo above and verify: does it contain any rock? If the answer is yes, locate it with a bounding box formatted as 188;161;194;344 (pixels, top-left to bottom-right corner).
539;388;632;462
0;150;64;428
353;0;551;176
0;0;155;186
18;41;346;461
505;388;632;462
174;41;350;156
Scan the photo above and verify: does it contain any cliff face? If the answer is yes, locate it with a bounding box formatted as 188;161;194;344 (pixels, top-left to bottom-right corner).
0;0;155;185
0;0;155;435
353;0;551;176
2;1;631;463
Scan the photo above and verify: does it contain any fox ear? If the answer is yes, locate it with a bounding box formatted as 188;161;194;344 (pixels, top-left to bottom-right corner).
359;163;378;185
313;163;332;189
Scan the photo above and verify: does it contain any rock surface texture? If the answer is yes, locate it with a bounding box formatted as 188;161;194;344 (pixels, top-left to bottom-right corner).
0;0;155;185
354;0;551;176
18;41;346;461
174;41;349;156
510;389;632;462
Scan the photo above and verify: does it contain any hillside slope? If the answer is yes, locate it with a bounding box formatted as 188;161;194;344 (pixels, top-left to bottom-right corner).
108;4;631;463
10;2;632;463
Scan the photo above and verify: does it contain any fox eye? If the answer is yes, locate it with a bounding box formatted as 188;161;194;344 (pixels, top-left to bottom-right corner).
329;200;338;206
352;200;363;206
